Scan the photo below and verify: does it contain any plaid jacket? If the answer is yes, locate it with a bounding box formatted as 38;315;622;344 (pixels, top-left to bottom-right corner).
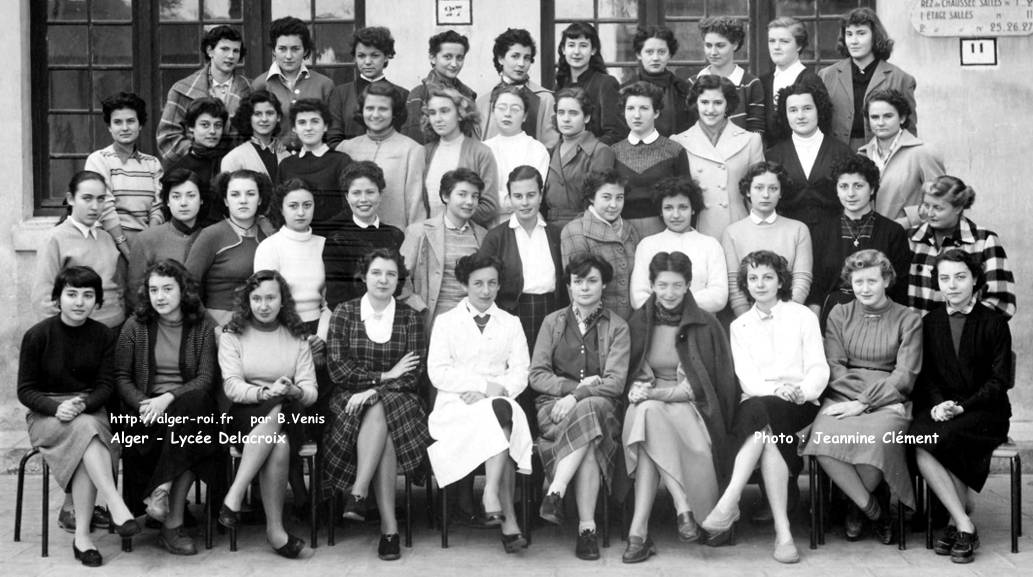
907;216;1015;318
559;211;641;319
157;67;251;165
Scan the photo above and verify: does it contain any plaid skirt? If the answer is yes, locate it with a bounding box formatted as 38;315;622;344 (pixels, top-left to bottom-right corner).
321;388;430;497
536;395;620;491
514;292;559;352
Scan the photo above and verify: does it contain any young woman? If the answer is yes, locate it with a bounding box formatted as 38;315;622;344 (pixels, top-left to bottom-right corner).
859;88;944;226
819;7;918;150
721;161;813;317
168;97;231;228
672;74;763;239
907;175;1015;318
621;251;738;563
426;254;533;553
765;81;854;231
909;250;1012;564
322;249;429;561
114;259;220;556
335;82;426;228
696;17;765;135
544;88;615;229
801;249;921;544
222;90;291;181
612;81;691;237
706;250;829;563
554;21;626;145
760;17;823;145
33;171;126;329
186;169;271;326
529;254;629;560
630;176;727;313
484;87;550;225
217;270;318;558
19;267;140;567
421;86;499;227
560;168;640;320
625;25;694;136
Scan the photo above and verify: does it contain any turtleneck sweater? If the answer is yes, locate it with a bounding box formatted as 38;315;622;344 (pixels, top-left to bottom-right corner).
253;225;326;322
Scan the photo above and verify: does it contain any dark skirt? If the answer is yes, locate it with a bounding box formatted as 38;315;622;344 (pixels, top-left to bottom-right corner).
536;395;620;490
512;291;559;438
320;388;430;498
732;396;819;476
909;407;1008;492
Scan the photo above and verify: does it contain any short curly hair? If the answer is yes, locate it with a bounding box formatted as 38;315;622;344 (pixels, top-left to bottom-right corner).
699;16;746;50
633;25;678;56
581;168;626;208
352;82;408;132
837;7;894;61
289;98;331;127
201;25;246;60
134;259;206;325
690;74;740;118
932;249;985;294
492;28;537;73
351;26;396;59
269;16;312;58
359;248;408;297
652;176;703;220
490;84;532;113
224;269;310;338
738;161;792;200
421;86;481;141
101;91;147;126
773;80;833;141
840;248;896;289
924;175;975;210
564;253;614;286
429;30;469;55
231;90;283;138
213;169;273;220
340;160;386;193
830;154;881;204
737;250;792;304
864;88;912;131
619;81;664;111
455;253;504;286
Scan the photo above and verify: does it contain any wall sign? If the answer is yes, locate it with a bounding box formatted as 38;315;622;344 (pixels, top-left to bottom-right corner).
910;0;1033;36
437;0;473;25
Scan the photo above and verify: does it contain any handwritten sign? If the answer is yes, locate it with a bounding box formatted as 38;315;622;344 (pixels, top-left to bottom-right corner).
910;0;1033;36
437;0;472;25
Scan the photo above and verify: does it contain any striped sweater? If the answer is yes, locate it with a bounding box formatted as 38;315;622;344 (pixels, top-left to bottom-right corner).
85;144;165;233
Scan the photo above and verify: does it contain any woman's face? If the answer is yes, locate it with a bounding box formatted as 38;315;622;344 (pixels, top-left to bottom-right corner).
850;265;889;307
223;177;260;223
249;279;282;324
624;95;658;136
347;177;383;223
748;171;782;217
555;97;588;137
355;42;389;80
293;111;327;148
844;24;874;62
591;182;625;223
786;93;819;137
167;181;202;228
837;172;873;217
697;88;728;128
509;178;542;224
364;256;399;300
867;100;904;142
569;267;605;309
464;266;500;312
272;34;305;75
444;181;479;224
430;42;466;80
281;188;314;233
493;92;526;137
362;94;395;134
661;193;693;234
427;96;460;138
703;32;736;69
67;179;106;228
637;37;672;74
936;260;976;309
652;270;690;311
562;35;596;72
746;263;782;308
148;274;183;320
920;193;965;231
251;101;280;138
59;285;97;326
768;26;801;68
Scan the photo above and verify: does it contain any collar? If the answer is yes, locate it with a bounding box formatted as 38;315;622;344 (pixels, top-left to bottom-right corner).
298;143;330;158
508;212;546;230
774;60;805;78
353;215;381;229
462;298;499;318
587;206;622;230
250;136;278;151
267;61;310;83
749;211;778;225
207;65;232;87
109;142;142;162
627;129;660;145
360;74;386;83
67;215;98;239
792;129;824;147
443;213;470;232
851;58;879;76
911;217;976;246
500;73;527;88
752;300;784;321
699;64;745;85
278;225;312;242
360;294;395;322
946;299;976;317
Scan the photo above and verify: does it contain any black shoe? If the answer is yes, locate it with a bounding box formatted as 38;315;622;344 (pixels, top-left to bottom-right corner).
378;533;401;561
501;532;528;553
342;494;367;522
91;506;112;529
112;517;141;537
217;503;240;528
539;492;564;525
872;509;895;545
844;504;864;541
950;530;979;564
622;535;655;563
58;508;76;533
73;542;103;567
272;533;306;559
575;528;600;560
934;525;958;555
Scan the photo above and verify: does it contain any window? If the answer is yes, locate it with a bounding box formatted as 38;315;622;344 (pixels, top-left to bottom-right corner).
270;0;360;85
552;0;641;84
663;0;753;78
772;0;871;68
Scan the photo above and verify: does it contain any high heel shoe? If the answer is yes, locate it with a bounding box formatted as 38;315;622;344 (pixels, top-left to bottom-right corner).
501;532;528;553
676;511;699;542
111;517;141;537
701;507;740;547
73;542;103;567
217;503;240;528
272;533;305;559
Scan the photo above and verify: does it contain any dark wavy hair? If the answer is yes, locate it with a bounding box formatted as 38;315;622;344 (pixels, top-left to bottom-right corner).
213;169;273;219
563;253;614;286
831;154;881;203
925;175;975;210
269;177;312;229
421;85;480;141
134;259;205;325
201;25;246;60
440;167;484;203
555;22;608;89
582;168;626;208
185;97;228;127
699;16;746;50
492;28;537;73
340;160;386;193
619;81;664;111
932;248;986;294
840;249;896;289
224;269;309;338
648;251;693;284
633;25;678;56
352;82;408;131
739;160;792;200
429;30;469;55
690;74;740;117
289;97;331;127
737;250;792;304
864;88;913;131
160;168;204;220
101;91;147;126
269;16;312;58
231;90;283;138
351;26;396;58
652;176;703;222
773;80;833;141
837;7;894;61
359;248;409;297
455;253;504;286
52;266;104;309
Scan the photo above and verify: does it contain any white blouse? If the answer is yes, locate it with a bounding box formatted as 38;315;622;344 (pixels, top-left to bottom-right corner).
360;294;395;344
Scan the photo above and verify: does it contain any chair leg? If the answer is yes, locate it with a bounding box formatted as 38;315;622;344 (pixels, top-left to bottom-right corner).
228;456;238;552
897;500;906;550
425;475;435;529
817;466;827;546
1011;455;1020;553
440;483;449;549
520;474;532;546
41;460;50;557
404;474;413;548
809;456;817;550
924;478;933;550
205;480;214;550
600;481;610;548
15;449;37;543
307;455;318;549
327;491;336;546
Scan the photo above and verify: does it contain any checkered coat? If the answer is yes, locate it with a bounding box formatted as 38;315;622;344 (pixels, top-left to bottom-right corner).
157;66;251;165
560;211;641;319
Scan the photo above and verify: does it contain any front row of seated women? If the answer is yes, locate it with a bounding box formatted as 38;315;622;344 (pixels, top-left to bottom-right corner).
18;242;1011;566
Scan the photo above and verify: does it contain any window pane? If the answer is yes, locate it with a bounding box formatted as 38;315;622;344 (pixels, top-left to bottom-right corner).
161;69;192;99
92;25;132;65
271;0;310;19
670;22;704;61
203;0;241;20
798;21;818;62
315;0;354;19
159;25;201;65
48;158;81;205
597;23;637;63
313;22;354;64
49;114;94;154
93;114;112;146
709;0;748;15
50;70;91;110
93;70;134;108
47;0;89;20
598;0;637;19
555;0;592;20
665;0;705;17
48;25;89;65
825;0;861;15
160;0;199;21
610;66;636;85
776;0;816;17
818;19;842;61
92;0;133;20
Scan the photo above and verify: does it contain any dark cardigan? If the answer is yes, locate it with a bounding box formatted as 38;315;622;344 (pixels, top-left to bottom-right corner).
765;135;855;231
476;220;569;312
760;66;823;147
558;68;628;145
626;292;740;484
114;313;220;410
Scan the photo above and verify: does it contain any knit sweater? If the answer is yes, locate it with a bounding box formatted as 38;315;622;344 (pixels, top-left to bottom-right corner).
185;219;266;313
322;213;405;310
630;229;728;313
85;144;165;234
156;66;251;165
623;68;695;136
335;130;427;227
218;324;317;406
697;65;765;135
401;70;478;145
423;137;500;228
127;219;203;309
17;316;115;416
278;150;353;234
721;214;813;316
326;78;409;147
253;226;326;323
168;145;229;228
611;136;691;219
